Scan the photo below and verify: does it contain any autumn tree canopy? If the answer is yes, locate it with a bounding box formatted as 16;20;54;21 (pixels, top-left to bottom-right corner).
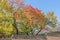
0;0;57;37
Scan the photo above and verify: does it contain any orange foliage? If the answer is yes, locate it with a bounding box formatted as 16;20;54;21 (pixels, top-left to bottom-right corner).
12;5;46;29
14;13;20;20
25;12;32;20
33;8;42;17
6;0;12;8
25;5;34;10
25;5;43;18
7;3;11;8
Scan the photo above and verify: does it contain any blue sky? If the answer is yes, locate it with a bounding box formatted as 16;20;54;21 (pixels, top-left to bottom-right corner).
25;0;60;22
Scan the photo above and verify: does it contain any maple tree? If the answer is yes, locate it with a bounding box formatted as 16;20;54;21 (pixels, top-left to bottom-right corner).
13;5;46;35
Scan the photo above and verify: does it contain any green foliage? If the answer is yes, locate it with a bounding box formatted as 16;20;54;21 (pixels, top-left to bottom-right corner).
45;11;57;27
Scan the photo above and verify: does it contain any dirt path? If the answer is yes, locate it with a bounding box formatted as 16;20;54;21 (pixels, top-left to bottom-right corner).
47;36;60;40
12;36;60;40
